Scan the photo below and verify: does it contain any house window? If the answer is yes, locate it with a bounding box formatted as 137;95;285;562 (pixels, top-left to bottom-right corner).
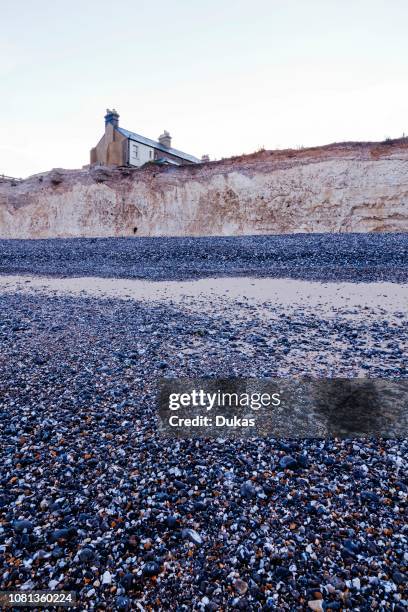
132;143;139;159
149;150;153;159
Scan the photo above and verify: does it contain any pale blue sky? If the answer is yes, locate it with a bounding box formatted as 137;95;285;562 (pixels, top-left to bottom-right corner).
1;0;407;177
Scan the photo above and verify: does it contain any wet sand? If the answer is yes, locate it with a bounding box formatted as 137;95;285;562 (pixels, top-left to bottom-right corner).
0;274;407;317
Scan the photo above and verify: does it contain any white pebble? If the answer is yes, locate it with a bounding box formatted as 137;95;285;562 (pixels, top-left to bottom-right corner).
102;570;112;585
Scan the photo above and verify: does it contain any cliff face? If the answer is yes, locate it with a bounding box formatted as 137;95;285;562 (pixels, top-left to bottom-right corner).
1;140;407;238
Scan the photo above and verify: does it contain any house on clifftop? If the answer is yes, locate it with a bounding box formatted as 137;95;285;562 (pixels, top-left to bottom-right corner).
90;109;202;167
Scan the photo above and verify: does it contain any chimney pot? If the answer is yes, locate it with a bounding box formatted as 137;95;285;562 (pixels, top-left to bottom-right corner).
105;108;119;128
158;130;172;148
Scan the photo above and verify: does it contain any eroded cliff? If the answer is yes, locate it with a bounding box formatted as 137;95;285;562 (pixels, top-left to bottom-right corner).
1;140;407;238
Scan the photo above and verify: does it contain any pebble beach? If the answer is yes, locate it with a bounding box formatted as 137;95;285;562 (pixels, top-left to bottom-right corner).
0;234;407;610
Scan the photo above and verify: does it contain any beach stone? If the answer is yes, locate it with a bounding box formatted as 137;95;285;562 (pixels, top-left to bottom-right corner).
308;600;324;611
240;481;256;498
13;520;34;533
79;548;95;563
182;528;203;545
279;455;298;469
166;515;179;528
50;528;77;542
120;573;135;591
143;562;160;577
115;595;130;610
233;579;248;595
392;571;405;585
102;570;112;585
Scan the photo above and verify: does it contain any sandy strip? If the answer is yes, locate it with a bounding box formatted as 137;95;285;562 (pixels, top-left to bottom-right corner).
0;274;406;314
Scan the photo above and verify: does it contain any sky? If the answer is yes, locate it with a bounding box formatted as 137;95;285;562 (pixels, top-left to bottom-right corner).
1;0;408;177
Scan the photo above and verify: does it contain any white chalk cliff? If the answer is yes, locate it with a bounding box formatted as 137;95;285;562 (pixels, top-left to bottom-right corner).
0;140;407;238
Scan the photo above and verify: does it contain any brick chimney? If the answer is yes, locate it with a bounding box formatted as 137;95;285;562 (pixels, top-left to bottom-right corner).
158;130;171;148
104;108;119;128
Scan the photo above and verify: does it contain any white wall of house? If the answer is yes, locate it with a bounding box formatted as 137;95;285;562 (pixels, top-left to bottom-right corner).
128;140;154;167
